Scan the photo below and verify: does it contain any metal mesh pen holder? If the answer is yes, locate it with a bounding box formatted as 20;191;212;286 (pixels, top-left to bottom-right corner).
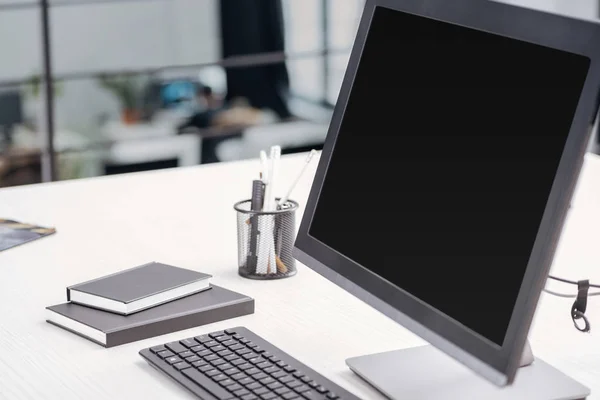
234;199;298;280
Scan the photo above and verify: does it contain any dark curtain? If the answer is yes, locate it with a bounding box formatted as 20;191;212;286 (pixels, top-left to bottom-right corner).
219;0;292;119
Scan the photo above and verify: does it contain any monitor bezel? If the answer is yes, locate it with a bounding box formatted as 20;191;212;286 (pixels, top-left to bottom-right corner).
294;0;600;385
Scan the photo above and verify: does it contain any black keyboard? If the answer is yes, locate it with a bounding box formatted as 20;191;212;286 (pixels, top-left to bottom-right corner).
139;327;361;400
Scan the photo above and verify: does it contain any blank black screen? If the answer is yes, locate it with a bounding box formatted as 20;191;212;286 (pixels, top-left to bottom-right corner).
309;6;590;346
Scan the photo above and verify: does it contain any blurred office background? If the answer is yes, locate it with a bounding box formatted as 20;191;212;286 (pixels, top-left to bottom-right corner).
0;0;598;187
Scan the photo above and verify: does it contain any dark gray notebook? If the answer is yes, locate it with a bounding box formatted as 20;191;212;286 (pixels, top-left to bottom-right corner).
67;262;212;315
47;284;254;347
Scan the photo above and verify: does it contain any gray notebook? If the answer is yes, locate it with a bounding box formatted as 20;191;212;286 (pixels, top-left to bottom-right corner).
67;262;212;315
47;284;254;348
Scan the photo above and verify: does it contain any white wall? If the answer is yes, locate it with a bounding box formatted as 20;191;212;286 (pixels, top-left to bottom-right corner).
0;0;220;135
497;0;597;19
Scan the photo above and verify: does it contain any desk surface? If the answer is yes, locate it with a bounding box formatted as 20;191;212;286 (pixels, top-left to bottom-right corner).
0;153;599;400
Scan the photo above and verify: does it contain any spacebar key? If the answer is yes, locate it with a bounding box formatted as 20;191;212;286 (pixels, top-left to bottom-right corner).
182;368;234;400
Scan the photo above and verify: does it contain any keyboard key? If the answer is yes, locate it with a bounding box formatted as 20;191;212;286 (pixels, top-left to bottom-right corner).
253;387;269;395
224;368;241;376
225;354;240;361
192;360;207;368
238;363;253;370
262;352;272;359
294;384;310;393
256;361;272;369
250;357;266;365
195;335;212;343
173;362;191;371
206;369;221;377
234;389;250;397
166;356;183;365
218;349;233;357
165;342;187;354
279;375;294;383
180;338;198;348
219;378;235;387
269;356;281;363
190;345;205;353
150;345;166;353
179;351;194;359
237;348;252;355
261;393;277;400
253;347;265;354
211;359;226;367
232;359;247;366
241;395;258;400
302;391;322;400
284;366;296;373
293;371;305;379
275;386;291;395
263;366;280;375
246;382;262;390
243;353;259;360
240;338;251;344
267;381;283;390
224;329;238;335
286;380;302;389
326;392;339;399
212;374;228;382
246;342;258;348
181;368;234;400
315;386;327;394
276;360;287;367
229;344;245;351
272;371;288;379
205;341;220;348
231;372;248;381
199;365;215;373
204;355;218;362
216;335;232;342
301;376;312;383
186;355;201;363
157;350;175;359
239;377;255;386
198;350;213;358
209;331;226;338
228;383;243;392
253;372;268;381
223;339;237;347
246;367;261;376
259;377;275;385
212;345;227;353
217;363;235;371
308;381;319;388
282;392;299;399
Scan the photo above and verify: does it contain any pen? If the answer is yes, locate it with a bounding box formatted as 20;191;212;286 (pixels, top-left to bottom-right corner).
260;150;269;187
247;180;264;271
263;146;280;211
278;149;318;208
256;150;272;274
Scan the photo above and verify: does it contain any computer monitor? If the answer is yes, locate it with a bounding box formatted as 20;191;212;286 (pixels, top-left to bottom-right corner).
294;0;600;398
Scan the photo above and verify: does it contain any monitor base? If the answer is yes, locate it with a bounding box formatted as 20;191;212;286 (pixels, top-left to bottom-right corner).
346;345;590;400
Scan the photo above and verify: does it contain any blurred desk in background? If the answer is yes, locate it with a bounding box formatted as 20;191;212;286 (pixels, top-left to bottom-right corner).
216;120;328;161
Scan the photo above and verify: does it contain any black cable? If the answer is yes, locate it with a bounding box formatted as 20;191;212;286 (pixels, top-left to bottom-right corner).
545;276;596;333
548;275;600;288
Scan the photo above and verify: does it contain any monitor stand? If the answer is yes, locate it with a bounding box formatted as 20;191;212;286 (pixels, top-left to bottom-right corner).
346;343;590;400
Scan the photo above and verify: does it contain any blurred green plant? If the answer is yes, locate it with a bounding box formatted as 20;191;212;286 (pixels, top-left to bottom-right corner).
97;74;142;110
26;74;63;98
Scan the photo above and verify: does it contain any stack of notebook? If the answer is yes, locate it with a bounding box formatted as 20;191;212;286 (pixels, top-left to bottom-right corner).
46;262;254;347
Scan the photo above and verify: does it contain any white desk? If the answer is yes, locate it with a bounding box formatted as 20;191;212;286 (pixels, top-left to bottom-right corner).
0;153;599;400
